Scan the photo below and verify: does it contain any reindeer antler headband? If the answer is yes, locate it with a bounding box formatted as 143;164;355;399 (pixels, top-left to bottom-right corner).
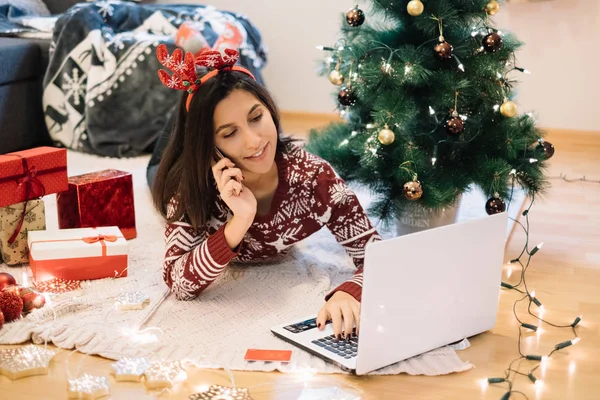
156;44;256;111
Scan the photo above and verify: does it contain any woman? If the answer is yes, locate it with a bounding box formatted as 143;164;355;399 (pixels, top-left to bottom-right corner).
152;45;381;339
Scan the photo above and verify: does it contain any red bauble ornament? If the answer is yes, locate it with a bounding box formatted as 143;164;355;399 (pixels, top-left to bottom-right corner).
346;5;365;27
0;290;23;322
338;87;357;106
537;140;555;159
482;32;504;53
0;272;17;291
20;287;46;314
444;116;465;136
434;39;453;60
485;195;506;215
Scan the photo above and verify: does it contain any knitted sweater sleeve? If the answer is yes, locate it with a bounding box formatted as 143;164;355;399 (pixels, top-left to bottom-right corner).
163;198;240;300
314;163;382;302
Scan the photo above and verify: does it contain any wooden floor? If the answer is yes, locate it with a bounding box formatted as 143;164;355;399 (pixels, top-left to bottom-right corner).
2;115;599;400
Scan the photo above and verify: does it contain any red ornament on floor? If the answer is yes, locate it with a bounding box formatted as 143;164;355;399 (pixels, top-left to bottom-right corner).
0;290;23;322
0;272;16;291
19;287;46;313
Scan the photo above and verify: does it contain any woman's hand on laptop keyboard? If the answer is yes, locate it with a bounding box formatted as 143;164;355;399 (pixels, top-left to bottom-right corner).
316;291;360;340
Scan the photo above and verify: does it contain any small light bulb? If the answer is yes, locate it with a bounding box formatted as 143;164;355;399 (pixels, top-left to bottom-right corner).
497;30;503;35
195;384;210;393
404;64;412;74
529;158;538;163
338;46;344;51
326;57;334;64
316;45;324;50
541;356;549;363
510;169;517;175
429;106;435;115
535;379;544;388
530;290;536;298
431;157;437;166
458;64;465;72
493;104;500;111
351;131;358;137
471;31;479;37
339;139;349;147
572;337;580;345
366;123;374;129
478;378;489;391
497;72;503;79
524;69;531;74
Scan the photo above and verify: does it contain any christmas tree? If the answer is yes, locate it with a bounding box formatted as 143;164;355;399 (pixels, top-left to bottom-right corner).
307;0;553;227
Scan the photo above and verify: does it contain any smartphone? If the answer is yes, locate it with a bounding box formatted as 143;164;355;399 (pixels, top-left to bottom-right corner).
214;147;226;162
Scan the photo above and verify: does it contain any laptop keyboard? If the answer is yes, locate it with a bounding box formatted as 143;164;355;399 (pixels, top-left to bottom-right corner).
311;331;358;359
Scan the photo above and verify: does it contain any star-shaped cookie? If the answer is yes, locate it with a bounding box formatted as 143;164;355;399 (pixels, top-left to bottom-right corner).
143;361;187;389
111;357;151;382
67;374;110;399
0;345;56;379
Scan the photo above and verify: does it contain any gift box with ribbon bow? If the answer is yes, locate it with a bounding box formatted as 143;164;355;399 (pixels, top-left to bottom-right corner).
0;199;46;265
0;147;68;208
27;226;128;282
57;169;137;239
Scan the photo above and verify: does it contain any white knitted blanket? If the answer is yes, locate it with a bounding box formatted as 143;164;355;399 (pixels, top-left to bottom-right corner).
0;150;524;375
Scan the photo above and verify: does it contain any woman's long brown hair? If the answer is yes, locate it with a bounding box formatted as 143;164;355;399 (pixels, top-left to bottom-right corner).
152;70;294;230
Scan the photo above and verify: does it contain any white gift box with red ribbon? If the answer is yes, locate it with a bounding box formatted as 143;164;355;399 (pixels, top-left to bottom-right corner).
27;226;128;282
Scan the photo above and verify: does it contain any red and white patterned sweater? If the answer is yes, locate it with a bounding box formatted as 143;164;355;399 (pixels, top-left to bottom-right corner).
163;144;382;301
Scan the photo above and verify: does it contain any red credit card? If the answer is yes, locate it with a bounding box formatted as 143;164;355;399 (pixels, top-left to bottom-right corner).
244;349;292;362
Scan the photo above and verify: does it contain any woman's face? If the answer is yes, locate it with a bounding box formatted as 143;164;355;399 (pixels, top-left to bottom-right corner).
213;89;278;176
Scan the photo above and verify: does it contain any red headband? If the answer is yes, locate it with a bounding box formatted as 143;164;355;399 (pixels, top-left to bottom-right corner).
156;44;256;111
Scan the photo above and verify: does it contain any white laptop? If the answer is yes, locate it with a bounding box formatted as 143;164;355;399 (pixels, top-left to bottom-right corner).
271;212;508;374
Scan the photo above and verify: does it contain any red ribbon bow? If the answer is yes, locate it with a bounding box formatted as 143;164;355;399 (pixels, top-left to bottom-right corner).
7;156;47;244
82;234;118;244
82;234;119;257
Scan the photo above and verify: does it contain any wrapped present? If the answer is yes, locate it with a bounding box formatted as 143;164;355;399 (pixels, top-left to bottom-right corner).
0;200;46;265
27;226;128;282
0;147;68;208
56;169;137;239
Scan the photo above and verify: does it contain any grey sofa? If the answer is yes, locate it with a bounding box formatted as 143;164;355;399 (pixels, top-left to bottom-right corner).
0;0;78;154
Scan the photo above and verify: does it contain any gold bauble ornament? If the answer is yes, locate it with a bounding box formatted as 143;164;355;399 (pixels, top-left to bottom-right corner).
407;0;424;17
377;125;395;145
500;100;517;117
328;69;344;85
403;180;423;201
485;0;500;16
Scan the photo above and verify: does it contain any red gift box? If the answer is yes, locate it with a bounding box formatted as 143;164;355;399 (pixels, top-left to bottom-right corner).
56;169;137;239
0;147;68;208
28;226;128;282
